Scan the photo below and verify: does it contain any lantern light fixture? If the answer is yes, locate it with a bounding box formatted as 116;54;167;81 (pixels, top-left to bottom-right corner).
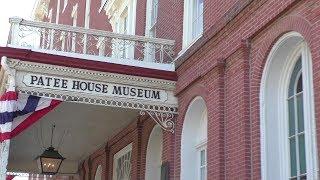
36;125;65;175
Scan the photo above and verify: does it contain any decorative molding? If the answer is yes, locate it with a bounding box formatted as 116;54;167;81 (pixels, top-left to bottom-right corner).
140;110;175;133
7;59;176;91
18;88;178;114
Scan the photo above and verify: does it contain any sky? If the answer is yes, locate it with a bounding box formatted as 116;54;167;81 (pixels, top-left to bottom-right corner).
0;0;37;46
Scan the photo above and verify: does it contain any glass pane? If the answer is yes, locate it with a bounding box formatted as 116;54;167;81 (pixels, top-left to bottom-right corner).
200;150;206;166
290;138;297;177
296;94;305;133
288;98;295;136
289;58;302;97
299;134;307;174
296;75;303;93
300;175;307;180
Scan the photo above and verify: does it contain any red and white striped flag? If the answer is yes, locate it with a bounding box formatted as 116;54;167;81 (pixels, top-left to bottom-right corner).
0;91;60;141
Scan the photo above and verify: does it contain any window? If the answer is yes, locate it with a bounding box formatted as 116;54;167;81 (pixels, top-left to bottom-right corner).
192;0;203;39
106;0;137;59
260;32;318;179
95;165;102;180
113;144;132;180
197;145;207;180
183;0;204;48
145;125;163;180
181;97;207;180
144;0;159;62
287;58;307;180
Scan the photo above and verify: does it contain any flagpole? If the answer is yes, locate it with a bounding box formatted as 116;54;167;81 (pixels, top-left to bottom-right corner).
0;56;16;180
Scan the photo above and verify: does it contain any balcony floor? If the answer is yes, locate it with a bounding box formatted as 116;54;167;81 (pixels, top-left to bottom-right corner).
0;46;177;81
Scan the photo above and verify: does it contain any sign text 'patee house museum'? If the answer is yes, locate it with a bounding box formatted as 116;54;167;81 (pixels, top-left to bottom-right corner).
23;74;168;102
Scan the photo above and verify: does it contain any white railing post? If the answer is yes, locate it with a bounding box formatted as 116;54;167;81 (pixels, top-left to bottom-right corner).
8;17;23;46
83;34;87;54
97;37;105;56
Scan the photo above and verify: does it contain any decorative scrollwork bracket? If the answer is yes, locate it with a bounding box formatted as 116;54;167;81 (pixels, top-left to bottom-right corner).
140;110;176;133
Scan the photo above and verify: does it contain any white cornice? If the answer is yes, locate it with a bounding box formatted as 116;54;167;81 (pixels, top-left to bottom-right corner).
6;58;176;91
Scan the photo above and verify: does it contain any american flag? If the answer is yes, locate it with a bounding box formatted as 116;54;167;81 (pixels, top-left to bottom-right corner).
0;91;61;141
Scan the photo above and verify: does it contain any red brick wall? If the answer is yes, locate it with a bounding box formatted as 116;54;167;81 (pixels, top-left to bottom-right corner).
78;116;158;180
175;0;319;179
46;0;111;30
46;0;320;180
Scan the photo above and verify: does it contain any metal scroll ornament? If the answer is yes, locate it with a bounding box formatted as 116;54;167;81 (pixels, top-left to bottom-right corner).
140;110;175;133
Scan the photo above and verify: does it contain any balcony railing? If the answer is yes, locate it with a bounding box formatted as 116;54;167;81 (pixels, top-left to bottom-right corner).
7;17;175;70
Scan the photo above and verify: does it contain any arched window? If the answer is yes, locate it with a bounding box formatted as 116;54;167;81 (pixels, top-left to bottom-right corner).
94;165;102;180
145;125;163;180
181;97;207;180
260;32;318;179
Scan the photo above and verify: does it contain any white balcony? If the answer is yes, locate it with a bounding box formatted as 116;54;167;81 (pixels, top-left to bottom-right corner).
7;17;175;71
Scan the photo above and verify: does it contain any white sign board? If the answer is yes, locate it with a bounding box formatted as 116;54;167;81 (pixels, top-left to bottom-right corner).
22;74;168;102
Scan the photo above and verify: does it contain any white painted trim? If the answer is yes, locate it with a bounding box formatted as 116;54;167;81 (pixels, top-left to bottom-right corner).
181;96;208;180
260;32;319;180
62;0;68;13
145;125;163;180
94;165;102;180
113;143;132;180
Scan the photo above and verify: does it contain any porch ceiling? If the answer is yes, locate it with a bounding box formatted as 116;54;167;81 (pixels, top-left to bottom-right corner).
7;101;139;174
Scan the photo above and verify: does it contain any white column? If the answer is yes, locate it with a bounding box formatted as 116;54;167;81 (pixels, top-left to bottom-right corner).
0;57;16;180
83;0;91;54
0;140;10;180
56;0;61;24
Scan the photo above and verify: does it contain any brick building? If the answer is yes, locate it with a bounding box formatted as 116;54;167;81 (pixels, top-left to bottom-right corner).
0;0;319;180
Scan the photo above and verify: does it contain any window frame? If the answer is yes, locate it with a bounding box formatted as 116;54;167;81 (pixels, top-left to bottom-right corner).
260;32;318;179
287;59;307;180
182;0;204;49
112;143;133;180
195;141;207;180
280;42;317;180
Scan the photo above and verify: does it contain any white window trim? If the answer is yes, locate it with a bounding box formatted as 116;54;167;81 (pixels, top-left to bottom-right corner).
84;0;91;28
260;32;319;180
56;0;61;24
196;143;207;180
112;143;132;180
94;165;103;180
62;0;68;13
145;0;158;37
107;0;136;35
